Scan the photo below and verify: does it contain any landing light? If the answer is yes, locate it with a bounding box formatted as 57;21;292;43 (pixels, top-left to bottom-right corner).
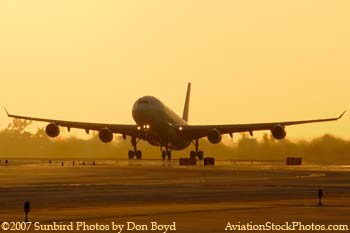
137;126;141;130
142;124;150;129
179;126;183;131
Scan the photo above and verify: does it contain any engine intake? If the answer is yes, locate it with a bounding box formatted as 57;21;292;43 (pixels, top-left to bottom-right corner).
271;124;286;140
99;127;113;143
207;129;222;144
45;123;60;138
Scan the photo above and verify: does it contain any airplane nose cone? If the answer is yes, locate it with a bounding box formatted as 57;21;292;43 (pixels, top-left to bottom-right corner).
132;102;140;120
132;99;150;124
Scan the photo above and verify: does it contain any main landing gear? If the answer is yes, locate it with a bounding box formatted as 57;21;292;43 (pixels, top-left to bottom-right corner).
190;139;204;160
182;139;214;166
128;137;142;160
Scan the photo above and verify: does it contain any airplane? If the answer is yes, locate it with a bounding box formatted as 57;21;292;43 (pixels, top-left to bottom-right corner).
5;83;345;161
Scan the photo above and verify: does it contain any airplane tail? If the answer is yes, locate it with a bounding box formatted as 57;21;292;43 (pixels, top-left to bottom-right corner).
182;82;191;122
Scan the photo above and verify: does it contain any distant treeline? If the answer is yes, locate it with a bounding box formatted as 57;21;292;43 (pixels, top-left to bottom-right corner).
0;119;349;163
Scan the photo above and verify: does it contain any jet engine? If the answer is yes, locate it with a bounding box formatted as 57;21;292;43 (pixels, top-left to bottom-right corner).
207;129;222;144
99;127;113;143
45;123;60;138
271;124;287;140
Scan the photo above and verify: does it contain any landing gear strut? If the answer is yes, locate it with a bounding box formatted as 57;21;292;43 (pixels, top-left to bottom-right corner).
179;139;215;166
190;139;204;160
128;136;142;160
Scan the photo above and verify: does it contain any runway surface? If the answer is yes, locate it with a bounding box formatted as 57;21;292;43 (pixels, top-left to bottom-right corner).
0;159;350;232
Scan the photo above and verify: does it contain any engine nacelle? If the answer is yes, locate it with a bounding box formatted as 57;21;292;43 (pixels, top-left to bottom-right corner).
45;123;60;138
99;127;113;143
207;129;222;144
271;124;287;140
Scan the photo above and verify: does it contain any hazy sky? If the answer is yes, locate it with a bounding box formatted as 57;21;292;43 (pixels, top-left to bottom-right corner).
0;0;349;140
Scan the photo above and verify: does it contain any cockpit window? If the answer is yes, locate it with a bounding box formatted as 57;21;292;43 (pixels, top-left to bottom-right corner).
138;100;149;104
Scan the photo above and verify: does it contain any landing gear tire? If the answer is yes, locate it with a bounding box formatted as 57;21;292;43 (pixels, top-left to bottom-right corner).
190;151;196;160
197;151;204;160
167;151;172;160
128;150;142;159
189;150;203;160
136;150;142;160
130;137;142;160
128;150;134;159
162;151;166;160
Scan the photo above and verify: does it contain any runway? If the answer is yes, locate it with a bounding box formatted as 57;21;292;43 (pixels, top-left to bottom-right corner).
1;159;349;232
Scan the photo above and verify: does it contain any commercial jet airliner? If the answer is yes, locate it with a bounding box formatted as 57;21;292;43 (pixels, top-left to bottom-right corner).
6;83;345;161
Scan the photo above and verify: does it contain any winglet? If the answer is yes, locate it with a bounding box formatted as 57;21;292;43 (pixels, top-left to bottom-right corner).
338;110;346;119
182;82;191;122
4;107;10;116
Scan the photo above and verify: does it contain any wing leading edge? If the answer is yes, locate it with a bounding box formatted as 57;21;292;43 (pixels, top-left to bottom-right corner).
5;108;138;137
178;111;346;140
5;108;345;141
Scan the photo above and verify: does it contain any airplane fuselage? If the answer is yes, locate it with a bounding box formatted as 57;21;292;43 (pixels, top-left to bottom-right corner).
132;96;191;150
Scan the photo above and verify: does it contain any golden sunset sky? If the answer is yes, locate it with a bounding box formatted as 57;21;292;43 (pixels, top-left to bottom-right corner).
0;1;349;140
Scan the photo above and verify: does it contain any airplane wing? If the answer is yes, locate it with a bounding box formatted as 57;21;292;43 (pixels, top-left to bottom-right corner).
178;111;346;140
5;109;138;137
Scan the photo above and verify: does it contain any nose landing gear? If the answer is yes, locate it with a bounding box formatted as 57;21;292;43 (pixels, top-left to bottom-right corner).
161;149;172;160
